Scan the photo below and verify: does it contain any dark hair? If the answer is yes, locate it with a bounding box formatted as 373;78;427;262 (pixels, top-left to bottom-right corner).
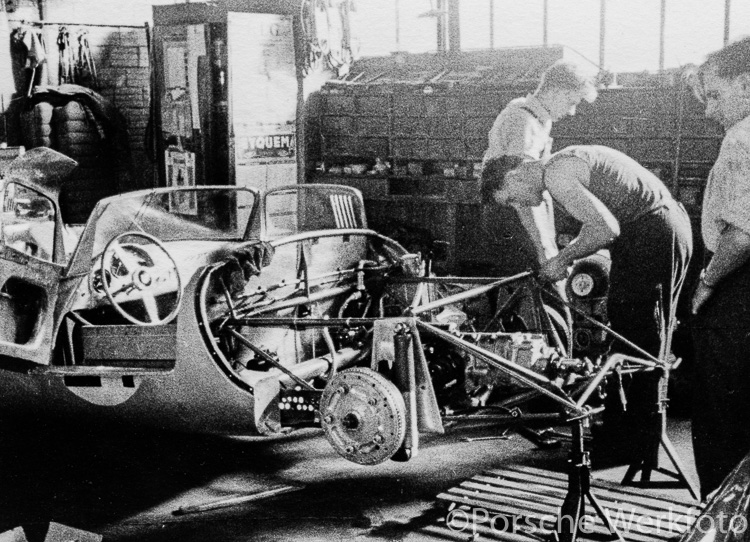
703;36;750;80
480;155;524;204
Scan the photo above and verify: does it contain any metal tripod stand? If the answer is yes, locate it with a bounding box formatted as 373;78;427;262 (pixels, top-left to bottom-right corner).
558;417;624;542
542;281;700;500
620;362;700;499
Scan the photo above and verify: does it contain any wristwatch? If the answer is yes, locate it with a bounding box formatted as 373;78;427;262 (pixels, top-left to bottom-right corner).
699;268;717;289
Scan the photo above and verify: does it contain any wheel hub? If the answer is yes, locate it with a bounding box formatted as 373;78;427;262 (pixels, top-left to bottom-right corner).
320;368;406;465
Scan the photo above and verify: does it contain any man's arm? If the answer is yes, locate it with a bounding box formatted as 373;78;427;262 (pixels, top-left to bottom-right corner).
540;157;620;281
693;136;750;313
514;190;572;332
692;225;750;314
513;191;558;264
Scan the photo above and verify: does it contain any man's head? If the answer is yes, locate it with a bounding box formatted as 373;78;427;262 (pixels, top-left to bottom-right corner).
698;37;750;129
481;156;545;207
536;60;598;121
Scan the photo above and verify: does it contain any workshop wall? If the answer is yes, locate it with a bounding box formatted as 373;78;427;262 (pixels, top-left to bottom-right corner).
5;0;156;207
309;50;721;276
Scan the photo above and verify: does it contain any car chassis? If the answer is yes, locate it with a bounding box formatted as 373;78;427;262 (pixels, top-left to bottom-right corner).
0;148;691;542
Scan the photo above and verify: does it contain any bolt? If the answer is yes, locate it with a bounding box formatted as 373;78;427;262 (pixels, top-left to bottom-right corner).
324;415;333;424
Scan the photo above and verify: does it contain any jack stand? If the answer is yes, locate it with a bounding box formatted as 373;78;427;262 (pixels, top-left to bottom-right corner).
558;419;624;542
621;366;700;500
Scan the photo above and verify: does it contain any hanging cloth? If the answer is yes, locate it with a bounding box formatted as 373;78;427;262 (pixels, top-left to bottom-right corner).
21;27;45;69
12;25;48;95
0;7;16;108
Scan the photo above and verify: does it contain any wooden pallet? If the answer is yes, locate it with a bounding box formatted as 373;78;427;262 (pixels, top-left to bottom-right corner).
429;465;700;542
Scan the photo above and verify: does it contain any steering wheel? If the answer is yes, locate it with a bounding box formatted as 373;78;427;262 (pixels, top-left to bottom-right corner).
100;232;182;326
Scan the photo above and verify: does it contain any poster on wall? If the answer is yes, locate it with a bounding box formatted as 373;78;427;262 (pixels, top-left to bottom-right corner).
165;148;197;214
228;12;298;165
161;41;193;139
239;133;296;160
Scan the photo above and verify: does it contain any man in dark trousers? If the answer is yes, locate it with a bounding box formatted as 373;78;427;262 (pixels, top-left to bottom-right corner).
690;36;750;499
482;145;693;459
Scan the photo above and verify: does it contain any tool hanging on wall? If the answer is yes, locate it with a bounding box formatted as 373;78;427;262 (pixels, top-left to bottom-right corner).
75;29;97;88
56;26;97;88
57;26;73;83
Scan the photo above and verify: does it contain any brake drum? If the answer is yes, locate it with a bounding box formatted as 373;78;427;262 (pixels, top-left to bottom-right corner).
320;368;406;465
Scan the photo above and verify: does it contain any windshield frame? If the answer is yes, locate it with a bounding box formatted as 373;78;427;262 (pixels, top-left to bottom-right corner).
261;184;367;242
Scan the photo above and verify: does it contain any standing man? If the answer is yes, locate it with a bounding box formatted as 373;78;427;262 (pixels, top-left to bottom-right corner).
484;60;598;268
690;36;750;499
480;61;596;448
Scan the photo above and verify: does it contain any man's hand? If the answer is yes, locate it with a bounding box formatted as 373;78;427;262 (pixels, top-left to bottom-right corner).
691;282;714;315
540;256;570;282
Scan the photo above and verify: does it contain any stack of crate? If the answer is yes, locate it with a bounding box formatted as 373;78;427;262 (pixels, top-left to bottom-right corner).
553;84;722;218
311;49;723;273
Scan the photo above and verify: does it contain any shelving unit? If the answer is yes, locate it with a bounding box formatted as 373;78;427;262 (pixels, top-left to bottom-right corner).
318;85;517;184
308;48;723;273
552;85;722;218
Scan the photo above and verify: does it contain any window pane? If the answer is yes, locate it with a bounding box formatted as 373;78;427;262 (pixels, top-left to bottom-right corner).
459;0;492;50
352;1;397;56
548;0;600;68
2;183;56;262
492;0;545;48
353;0;748;72
728;1;750;45
399;1;440;53
664;0;724;68
605;0;661;72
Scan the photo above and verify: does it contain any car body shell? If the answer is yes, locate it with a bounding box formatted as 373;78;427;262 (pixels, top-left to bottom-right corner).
0;147;410;436
0;148;615;457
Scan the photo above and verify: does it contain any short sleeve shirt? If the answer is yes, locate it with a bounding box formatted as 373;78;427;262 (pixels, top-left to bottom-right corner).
701;115;750;252
483;94;552;161
551;145;672;226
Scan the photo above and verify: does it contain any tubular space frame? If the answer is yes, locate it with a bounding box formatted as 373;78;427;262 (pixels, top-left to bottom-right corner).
225;271;656;418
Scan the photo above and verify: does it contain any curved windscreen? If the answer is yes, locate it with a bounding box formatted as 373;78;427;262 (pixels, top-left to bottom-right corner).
68;188;257;273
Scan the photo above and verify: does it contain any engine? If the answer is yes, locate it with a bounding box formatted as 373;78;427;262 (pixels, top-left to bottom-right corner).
424;325;580;409
462;332;558;405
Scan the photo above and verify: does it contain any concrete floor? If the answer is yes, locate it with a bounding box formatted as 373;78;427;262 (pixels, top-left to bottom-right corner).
0;415;701;542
